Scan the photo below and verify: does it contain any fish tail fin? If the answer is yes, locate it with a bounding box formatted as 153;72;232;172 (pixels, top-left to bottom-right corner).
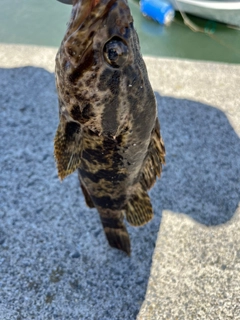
125;183;153;226
99;210;131;255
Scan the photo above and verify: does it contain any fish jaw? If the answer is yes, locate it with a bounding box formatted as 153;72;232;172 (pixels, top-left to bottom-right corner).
62;0;100;68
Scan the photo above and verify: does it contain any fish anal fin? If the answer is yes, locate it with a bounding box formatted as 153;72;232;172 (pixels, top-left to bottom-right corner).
140;118;165;190
125;184;153;227
54;121;82;180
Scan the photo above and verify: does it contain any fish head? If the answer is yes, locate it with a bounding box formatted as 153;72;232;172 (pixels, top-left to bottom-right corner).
56;0;156;137
61;0;134;68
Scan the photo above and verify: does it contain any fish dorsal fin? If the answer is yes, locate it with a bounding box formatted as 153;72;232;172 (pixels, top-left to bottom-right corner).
54;120;82;180
140;118;165;190
125;183;153;226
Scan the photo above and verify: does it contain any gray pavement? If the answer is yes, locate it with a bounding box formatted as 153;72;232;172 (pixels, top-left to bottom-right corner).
0;44;239;319
138;209;240;320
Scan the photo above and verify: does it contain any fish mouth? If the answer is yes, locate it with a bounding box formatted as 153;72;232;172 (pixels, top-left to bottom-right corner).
57;0;99;5
56;0;73;4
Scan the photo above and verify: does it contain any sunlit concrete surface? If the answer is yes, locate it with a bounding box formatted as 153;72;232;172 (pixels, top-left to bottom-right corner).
146;57;240;136
0;44;239;319
137;208;240;320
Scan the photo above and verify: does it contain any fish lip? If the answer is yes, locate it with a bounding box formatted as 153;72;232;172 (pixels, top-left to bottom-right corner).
56;0;73;4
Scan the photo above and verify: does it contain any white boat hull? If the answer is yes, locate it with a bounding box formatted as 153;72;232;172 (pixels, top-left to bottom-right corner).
170;0;240;26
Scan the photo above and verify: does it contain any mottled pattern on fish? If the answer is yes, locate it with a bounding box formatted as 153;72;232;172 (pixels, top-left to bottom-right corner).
54;0;165;255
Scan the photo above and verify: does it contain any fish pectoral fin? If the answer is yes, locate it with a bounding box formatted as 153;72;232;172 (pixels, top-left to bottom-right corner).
140;118;165;190
54;121;82;180
125;184;153;226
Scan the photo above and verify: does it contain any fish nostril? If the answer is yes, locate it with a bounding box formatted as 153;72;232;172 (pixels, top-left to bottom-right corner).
66;47;76;57
89;31;95;38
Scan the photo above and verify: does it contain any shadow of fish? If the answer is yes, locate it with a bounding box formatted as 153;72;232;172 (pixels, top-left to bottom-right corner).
54;0;165;255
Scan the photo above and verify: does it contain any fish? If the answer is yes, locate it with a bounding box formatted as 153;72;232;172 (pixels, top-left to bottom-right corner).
54;0;165;255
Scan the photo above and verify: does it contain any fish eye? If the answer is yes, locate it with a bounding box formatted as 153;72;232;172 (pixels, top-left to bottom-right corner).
103;37;128;68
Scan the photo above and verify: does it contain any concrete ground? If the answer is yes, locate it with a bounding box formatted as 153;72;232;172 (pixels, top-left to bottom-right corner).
0;44;239;320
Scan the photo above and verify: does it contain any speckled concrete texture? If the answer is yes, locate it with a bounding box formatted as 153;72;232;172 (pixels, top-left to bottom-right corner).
0;44;239;319
137;209;240;320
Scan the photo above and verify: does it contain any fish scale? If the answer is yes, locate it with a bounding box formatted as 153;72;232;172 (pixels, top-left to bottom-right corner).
54;0;165;255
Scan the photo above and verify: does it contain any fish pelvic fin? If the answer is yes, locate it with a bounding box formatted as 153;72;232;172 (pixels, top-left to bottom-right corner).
54;121;82;180
125;183;153;226
100;210;131;255
78;173;95;208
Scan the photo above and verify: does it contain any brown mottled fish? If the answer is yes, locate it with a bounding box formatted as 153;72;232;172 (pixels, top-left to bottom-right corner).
54;0;165;255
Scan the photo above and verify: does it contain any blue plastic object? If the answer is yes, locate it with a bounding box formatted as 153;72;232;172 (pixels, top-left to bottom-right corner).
140;0;175;25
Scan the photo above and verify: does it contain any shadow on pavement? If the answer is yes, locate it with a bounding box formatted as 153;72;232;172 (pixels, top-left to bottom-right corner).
0;67;239;319
155;92;240;226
